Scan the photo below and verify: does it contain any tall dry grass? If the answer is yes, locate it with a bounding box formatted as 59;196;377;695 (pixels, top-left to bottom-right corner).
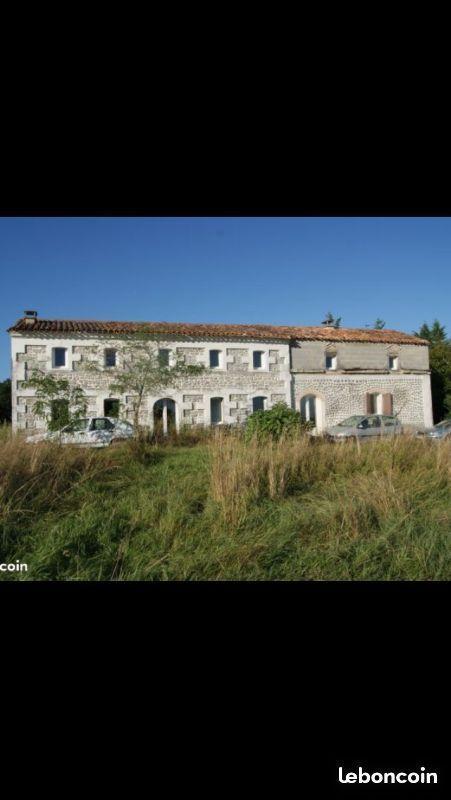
0;432;120;554
209;429;451;531
0;423;450;580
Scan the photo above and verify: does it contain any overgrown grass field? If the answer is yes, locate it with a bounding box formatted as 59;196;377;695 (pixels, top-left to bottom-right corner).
0;422;450;580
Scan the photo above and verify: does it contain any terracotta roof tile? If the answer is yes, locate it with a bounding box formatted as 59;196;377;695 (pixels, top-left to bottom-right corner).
6;318;429;345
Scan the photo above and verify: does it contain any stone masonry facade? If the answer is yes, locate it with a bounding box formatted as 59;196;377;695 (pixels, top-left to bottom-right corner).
8;319;433;432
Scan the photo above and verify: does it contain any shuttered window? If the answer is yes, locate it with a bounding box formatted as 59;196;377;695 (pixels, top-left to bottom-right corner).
382;393;393;415
366;392;393;415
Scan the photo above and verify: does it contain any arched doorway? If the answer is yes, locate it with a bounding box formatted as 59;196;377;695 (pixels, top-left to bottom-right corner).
300;394;325;432
153;398;176;435
301;394;317;425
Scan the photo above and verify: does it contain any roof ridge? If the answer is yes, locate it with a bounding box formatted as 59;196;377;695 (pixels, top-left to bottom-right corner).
6;317;429;345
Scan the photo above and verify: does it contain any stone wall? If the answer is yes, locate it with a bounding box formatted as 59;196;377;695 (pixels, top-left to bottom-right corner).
226;348;249;373
293;373;432;429
291;340;430;372
10;334;291;430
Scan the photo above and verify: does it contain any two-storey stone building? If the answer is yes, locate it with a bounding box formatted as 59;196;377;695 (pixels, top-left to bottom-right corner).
7;314;433;432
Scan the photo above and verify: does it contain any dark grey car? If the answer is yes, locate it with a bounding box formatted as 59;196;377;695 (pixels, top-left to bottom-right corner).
416;419;451;440
326;414;402;441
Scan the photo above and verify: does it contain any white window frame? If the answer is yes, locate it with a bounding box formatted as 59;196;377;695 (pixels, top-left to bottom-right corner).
52;347;68;369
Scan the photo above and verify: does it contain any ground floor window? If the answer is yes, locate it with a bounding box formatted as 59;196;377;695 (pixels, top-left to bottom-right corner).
300;394;317;425
366;392;393;415
104;398;120;418
367;393;382;414
210;397;223;425
252;396;267;412
51;399;69;429
154;398;176;434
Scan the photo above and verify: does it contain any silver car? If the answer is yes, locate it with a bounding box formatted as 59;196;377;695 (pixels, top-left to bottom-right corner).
326;414;403;441
416;419;451;440
26;417;134;448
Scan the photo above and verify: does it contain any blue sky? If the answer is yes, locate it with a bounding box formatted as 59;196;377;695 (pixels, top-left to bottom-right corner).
1;216;450;379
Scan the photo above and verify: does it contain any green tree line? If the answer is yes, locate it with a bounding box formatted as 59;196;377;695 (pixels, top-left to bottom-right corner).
414;320;451;422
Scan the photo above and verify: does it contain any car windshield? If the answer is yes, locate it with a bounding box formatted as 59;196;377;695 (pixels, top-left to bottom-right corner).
63;419;90;433
337;416;366;427
91;418;114;431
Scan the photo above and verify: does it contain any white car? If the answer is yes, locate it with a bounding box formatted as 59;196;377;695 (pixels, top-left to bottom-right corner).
25;417;134;448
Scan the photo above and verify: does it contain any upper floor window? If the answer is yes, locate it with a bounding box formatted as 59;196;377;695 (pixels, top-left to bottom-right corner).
52;347;67;368
253;351;264;369
325;352;337;370
388;355;399;371
209;350;221;368
158;349;170;367
105;349;116;368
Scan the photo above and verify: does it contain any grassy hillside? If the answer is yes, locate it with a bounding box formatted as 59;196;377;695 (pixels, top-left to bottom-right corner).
0;423;450;580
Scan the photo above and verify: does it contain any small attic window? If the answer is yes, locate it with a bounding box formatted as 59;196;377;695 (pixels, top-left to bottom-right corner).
389;355;399;370
325;352;337;370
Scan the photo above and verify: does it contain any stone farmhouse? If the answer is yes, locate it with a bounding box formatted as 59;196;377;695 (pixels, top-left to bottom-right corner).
8;313;433;433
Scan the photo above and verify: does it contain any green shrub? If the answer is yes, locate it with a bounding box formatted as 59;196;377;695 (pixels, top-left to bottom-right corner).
244;402;313;440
